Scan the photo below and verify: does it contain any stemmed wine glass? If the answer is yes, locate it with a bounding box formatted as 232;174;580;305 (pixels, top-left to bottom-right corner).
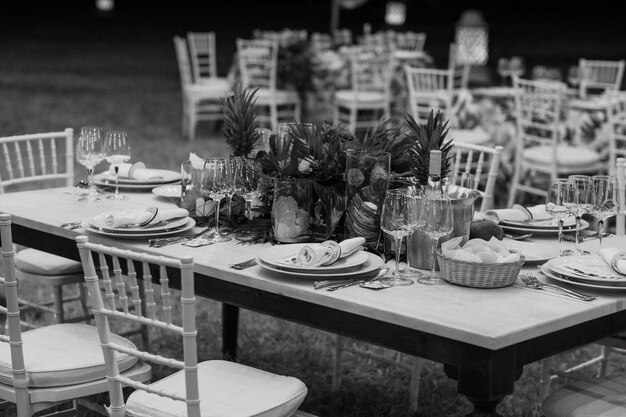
497;58;510;86
200;159;233;243
563;175;592;256
103;130;131;200
235;160;263;241
75;126;106;202
224;157;239;223
379;189;419;287
588;175;621;249
417;195;454;285
545;178;572;257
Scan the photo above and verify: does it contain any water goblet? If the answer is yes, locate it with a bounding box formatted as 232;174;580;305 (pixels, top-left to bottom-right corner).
562;175;592;256
200;159;233;243
395;186;428;280
379;189;419;287
588;175;620;249
103;130;131;200
545;178;572;256
417;195;454;285
75;126;105;202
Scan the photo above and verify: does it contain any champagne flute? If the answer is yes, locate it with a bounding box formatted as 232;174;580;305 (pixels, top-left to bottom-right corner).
235;160;263;241
545;178;572;257
75;126;105;202
588;175;620;249
379;189;418;287
104;130;131;200
563;175;592;256
200;159;232;243
417;195;454;285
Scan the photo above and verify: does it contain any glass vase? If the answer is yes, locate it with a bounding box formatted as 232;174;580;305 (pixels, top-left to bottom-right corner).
271;178;313;243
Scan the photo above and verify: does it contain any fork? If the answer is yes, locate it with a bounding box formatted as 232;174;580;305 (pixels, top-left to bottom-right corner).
148;227;212;248
229;258;257;270
519;273;596;301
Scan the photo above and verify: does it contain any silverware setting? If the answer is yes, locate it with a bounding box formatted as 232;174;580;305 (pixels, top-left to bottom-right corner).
60;221;83;229
148;227;213;248
519;272;596;301
324;268;390;292
504;233;533;241
229;258;258;270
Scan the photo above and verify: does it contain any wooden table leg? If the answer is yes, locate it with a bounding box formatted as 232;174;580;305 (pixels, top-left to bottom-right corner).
222;303;239;361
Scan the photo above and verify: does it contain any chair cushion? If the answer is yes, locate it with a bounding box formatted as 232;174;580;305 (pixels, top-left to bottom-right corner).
523;145;602;166
451;127;491;145
0;324;138;387
543;375;626;417
14;248;82;276
335;90;387;104
126;360;307;417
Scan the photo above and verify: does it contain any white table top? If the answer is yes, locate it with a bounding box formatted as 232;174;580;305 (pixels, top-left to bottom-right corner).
2;186;626;351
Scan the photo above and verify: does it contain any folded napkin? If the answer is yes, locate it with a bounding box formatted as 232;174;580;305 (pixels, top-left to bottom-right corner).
599;247;626;275
109;162;165;182
484;204;552;223
105;208;189;228
441;236;521;263
291;237;366;267
188;152;206;170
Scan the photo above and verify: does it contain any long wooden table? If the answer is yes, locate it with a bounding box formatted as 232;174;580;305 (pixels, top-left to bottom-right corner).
3;187;626;417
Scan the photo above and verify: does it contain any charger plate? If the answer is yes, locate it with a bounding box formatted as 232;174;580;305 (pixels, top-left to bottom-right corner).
89;209;188;233
259;243;369;274
540;263;626;291
257;252;383;280
81;218;195;239
500;216;576;229
545;255;626;286
501;220;587;236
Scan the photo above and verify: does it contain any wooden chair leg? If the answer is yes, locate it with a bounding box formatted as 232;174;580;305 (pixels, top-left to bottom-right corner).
598;345;611;377
409;357;423;414
53;286;65;323
332;335;345;391
539;357;553;401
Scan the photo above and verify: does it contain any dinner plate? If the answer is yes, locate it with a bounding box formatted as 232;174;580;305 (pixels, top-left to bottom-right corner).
259;243;370;274
93;173;180;191
540;263;626;292
501;220;588;236
257;252;383;280
81;218;195;239
152;184;182;199
545;255;626;286
500;217;576;229
89;210;189;233
96;169;181;184
502;239;559;264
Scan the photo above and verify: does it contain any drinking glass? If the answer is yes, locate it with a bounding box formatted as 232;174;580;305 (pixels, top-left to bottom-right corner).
103;130;131;200
396;187;428;280
509;56;526;78
235;160;263;240
545;178;572;256
224;157;239;222
200;159;233;243
497;57;510;86
380;189;419;287
417;195;454;285
75;126;105;202
588;175;620;249
567;65;580;87
563;175;592;256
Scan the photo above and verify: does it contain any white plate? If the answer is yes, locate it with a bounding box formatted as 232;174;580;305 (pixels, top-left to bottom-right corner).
81;218;195;239
89;209;188;232
502;239;559;264
96;169;181;184
93;173;180;191
540;263;626;291
501;220;588;236
259;243;369;274
500;217;576;229
545;255;626;286
257;252;383;280
152;184;182;199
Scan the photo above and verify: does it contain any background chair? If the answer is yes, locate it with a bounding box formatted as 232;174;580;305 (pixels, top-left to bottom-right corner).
0;214;151;417
507;76;605;206
607;92;626;176
448;43;470;92
578;58;625;99
237;38;301;131
186;32;230;89
404;65;455;124
75;235;312;417
173;36;228;141
0;129;91;328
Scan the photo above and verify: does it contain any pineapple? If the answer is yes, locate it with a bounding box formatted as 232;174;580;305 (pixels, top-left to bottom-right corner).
222;83;261;157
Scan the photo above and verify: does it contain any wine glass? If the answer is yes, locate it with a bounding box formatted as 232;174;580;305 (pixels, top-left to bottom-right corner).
563;175;592;256
545;178;572;257
235;160;263;241
75;126;105;202
379;189;419;287
224;157;239;222
588;175;620;249
509;57;526;79
396;186;428;280
200;159;233;243
103;130;131;200
497;57;510;86
417;195;454;285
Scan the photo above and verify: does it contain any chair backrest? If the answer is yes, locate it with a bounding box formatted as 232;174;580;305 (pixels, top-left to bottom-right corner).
310;32;333;51
186;32;218;82
393;31;426;52
0;129;74;193
349;49;392;96
579;59;625;99
75;236;199;417
405;65;454;123
606;92;626;174
0;214;29;402
448;43;470;90
333;28;352;47
237;38;278;91
173;36;193;89
617;157;626;236
450;143;504;212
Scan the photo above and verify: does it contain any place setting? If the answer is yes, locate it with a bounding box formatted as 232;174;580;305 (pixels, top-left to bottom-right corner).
93;161;181;191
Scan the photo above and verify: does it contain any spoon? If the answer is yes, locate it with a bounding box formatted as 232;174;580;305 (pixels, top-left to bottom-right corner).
504;233;533;241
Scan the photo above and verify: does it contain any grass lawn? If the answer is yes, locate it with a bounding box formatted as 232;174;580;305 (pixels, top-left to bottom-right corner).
1;20;624;417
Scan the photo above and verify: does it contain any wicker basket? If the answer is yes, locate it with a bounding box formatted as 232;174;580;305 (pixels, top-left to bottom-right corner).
437;250;525;288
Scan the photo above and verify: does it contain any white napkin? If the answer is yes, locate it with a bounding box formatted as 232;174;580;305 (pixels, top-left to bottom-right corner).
105;208;189;228
484;204;551;223
188;152;206;169
599;247;626;275
296;237;366;267
109;162;165;182
441;236;520;263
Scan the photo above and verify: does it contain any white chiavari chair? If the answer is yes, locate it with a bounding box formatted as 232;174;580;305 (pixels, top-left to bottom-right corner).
404;65;455;124
173;36;229;141
75;235;311;417
186;32;229;87
333;28;352;47
0;129;93;328
448;42;470;92
391;31;426;60
310;32;333;51
507;76;605;206
607;92;626;176
578;59;625;99
237;38;301;131
0;214;151;417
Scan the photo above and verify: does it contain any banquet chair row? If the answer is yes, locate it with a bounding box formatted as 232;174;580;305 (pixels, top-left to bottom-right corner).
173;34;230;141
